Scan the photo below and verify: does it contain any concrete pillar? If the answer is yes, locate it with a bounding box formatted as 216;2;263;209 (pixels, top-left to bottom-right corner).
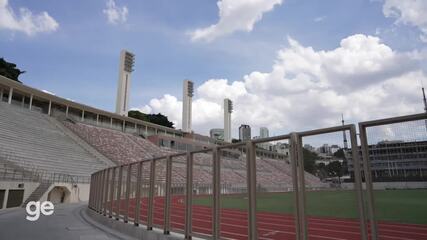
96;114;99;125
145;125;148;136
3;189;9;209
7;87;13;104
0;88;3;102
29;94;33;110
110;118;113;128
65;106;69;117
122;120;125;132
48;100;52;116
21;95;25;107
81;110;85;122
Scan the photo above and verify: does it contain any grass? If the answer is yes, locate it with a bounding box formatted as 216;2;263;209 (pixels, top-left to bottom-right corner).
192;189;427;224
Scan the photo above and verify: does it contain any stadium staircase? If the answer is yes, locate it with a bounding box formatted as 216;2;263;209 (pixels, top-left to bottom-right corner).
21;180;51;207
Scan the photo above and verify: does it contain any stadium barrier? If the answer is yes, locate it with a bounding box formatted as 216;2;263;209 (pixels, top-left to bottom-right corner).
88;112;427;240
359;112;427;240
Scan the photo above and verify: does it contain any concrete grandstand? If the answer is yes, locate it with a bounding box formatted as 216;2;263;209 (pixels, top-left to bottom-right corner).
0;75;322;209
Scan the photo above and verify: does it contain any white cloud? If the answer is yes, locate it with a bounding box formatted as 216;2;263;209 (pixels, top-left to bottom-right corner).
137;34;426;137
383;0;427;42
190;0;282;42
103;0;128;25
0;0;58;36
314;16;326;22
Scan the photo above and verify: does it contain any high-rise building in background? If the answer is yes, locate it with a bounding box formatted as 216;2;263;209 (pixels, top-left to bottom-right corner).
182;79;193;133
239;124;251;142
224;98;233;142
260;127;269;138
115;50;135;116
210;128;224;141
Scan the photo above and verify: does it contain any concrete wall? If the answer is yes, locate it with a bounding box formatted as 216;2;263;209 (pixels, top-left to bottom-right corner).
0;181;39;209
40;183;90;203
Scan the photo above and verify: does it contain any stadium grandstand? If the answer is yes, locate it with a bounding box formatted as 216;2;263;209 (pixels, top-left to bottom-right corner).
1;73;427;240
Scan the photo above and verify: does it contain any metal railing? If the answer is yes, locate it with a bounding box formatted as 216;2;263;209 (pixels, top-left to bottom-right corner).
88;112;427;240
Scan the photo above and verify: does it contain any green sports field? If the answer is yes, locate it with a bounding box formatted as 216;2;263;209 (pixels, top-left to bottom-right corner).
192;189;427;224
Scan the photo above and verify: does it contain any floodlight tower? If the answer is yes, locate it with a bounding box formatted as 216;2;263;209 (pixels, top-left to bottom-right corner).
115;50;135;116
182;79;194;133
224;98;233;142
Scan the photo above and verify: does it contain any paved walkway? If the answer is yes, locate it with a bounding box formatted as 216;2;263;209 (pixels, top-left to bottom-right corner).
0;203;135;240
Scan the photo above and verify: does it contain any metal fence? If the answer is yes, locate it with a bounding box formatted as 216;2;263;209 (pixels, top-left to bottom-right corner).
88;112;427;240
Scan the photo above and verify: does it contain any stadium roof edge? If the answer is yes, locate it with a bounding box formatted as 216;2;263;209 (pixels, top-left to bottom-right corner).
0;75;182;135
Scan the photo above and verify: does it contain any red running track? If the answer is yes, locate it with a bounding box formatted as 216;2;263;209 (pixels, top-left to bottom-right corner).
105;196;427;240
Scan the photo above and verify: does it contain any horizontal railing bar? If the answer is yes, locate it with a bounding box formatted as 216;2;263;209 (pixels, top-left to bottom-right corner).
252;134;291;143
216;141;246;149
359;112;426;128
297;124;352;137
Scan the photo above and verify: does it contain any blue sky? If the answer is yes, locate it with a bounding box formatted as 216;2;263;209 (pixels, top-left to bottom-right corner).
1;0;427;139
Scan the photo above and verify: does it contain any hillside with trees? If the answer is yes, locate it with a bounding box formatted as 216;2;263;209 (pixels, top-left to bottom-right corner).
128;110;174;128
0;58;24;82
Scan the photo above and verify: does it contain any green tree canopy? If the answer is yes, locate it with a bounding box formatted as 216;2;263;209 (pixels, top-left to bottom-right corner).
0;58;24;82
327;160;344;183
303;148;318;174
128;110;174;128
333;148;346;159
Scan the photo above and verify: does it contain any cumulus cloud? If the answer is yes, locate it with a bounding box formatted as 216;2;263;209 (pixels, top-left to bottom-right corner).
0;0;59;36
190;0;282;42
103;0;128;25
383;0;427;42
138;34;426;137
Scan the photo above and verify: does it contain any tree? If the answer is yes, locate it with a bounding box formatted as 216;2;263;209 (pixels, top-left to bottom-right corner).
316;162;328;180
0;58;25;82
333;148;349;175
128;110;174;128
327;161;343;183
333;148;346;159
303;148;318;174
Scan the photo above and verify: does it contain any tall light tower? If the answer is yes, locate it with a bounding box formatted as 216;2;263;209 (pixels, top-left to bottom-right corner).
224;98;233;142
342;114;348;149
182;79;194;133
115;50;135;116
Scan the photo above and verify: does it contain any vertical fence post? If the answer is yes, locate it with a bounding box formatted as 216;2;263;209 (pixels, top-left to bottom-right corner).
164;156;172;234
134;162;143;226
359;124;378;240
296;135;308;240
124;164;131;223
185;152;193;239
349;125;368;240
290;133;301;240
147;158;156;230
92;174;96;209
103;168;110;216
89;175;93;209
246;141;257;240
97;171;103;213
109;167;116;218
212;147;221;239
97;172;102;212
116;166;123;220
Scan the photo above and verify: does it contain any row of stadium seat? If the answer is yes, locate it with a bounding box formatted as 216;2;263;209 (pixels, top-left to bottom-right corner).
63;121;324;189
0;102;110;177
